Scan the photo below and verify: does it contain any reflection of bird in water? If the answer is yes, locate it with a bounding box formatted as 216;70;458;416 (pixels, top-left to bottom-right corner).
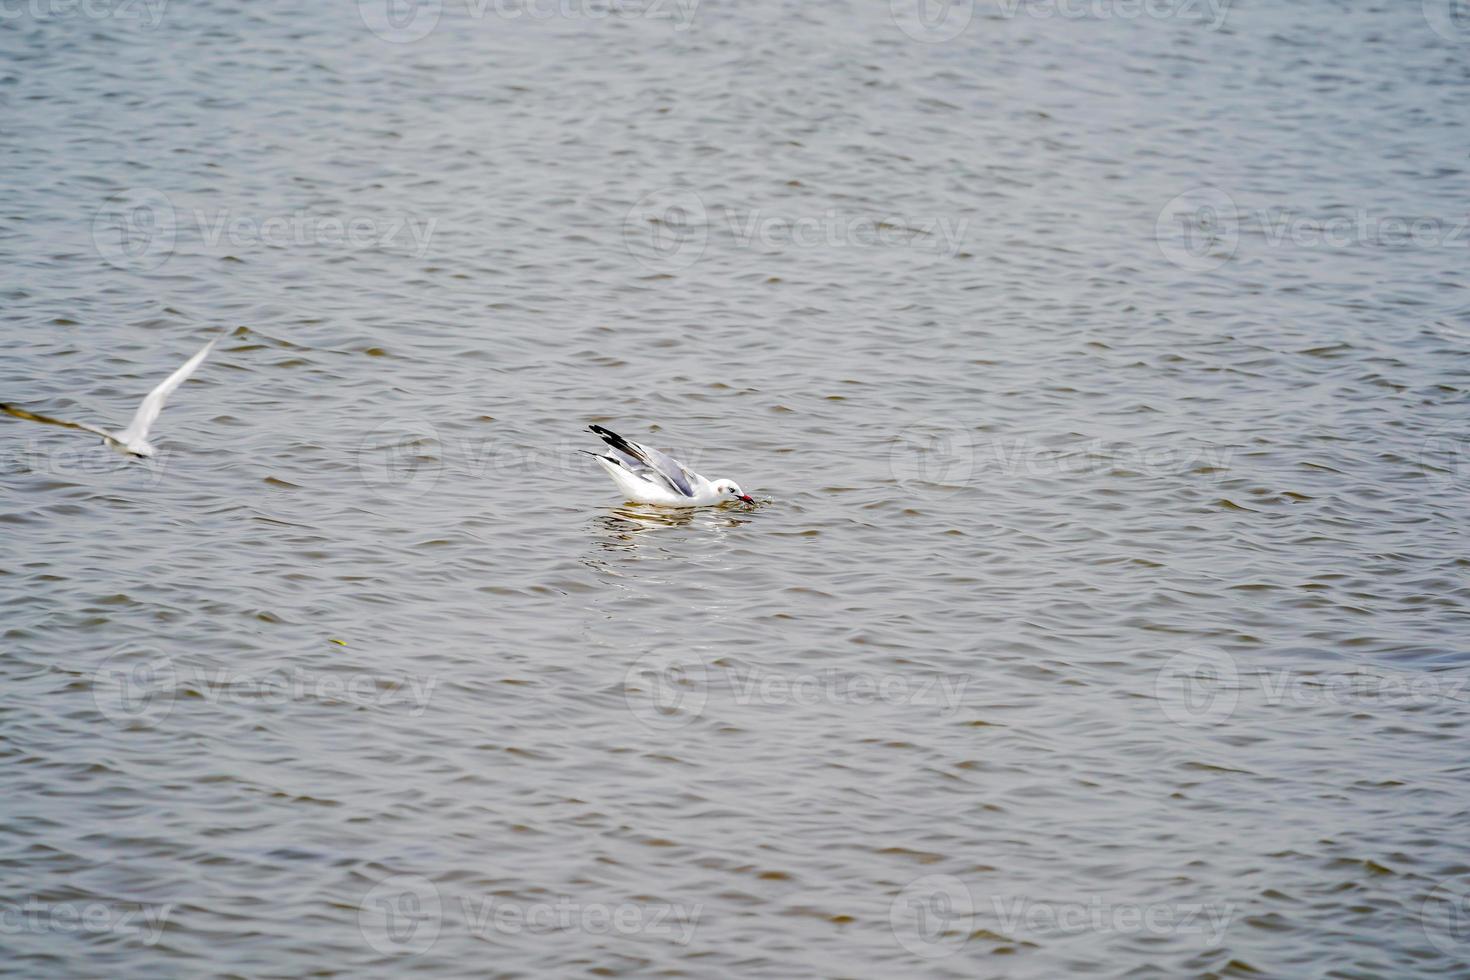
585;505;754;565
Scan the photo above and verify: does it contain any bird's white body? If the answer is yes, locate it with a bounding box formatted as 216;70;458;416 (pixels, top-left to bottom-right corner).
1;333;223;458
585;425;753;507
593;455;722;505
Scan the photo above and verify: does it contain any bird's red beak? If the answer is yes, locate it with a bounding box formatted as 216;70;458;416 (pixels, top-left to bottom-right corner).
738;494;754;504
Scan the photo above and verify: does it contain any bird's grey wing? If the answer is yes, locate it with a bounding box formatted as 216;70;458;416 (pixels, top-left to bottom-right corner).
588;425;695;496
1;403;114;440
583;446;685;496
117;333;222;445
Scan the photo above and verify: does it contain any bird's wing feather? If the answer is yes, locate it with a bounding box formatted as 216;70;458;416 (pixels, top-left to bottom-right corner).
589;425;696;496
117;334;222;445
583;447;684;497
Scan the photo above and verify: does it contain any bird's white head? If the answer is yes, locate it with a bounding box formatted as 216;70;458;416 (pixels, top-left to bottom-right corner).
711;479;754;504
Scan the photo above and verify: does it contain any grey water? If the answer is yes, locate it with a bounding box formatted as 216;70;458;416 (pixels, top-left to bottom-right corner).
2;1;1469;976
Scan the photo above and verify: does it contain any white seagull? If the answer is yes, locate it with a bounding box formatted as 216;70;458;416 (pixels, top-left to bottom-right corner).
584;424;755;506
1;333;224;458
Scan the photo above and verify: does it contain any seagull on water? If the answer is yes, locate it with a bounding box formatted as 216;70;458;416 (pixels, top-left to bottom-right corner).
584;424;755;506
1;332;224;458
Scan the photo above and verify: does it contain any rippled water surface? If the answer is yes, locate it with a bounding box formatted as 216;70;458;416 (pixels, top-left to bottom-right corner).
3;1;1470;976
